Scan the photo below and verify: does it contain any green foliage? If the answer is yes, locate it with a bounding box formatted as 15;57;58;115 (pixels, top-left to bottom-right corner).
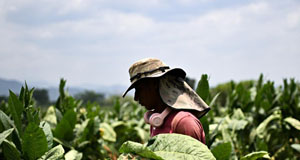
55;79;80;114
119;134;216;160
256;111;281;139
205;74;300;159
1;75;300;159
0;81;68;160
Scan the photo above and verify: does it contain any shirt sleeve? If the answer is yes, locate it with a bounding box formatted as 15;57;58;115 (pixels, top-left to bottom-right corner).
173;115;206;144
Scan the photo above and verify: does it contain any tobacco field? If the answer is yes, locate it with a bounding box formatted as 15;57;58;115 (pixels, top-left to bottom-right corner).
0;74;299;160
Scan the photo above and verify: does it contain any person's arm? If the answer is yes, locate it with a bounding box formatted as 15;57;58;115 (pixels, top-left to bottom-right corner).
173;115;206;144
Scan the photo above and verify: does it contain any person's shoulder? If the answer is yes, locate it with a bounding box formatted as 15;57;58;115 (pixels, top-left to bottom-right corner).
171;110;202;134
174;110;198;120
172;110;199;127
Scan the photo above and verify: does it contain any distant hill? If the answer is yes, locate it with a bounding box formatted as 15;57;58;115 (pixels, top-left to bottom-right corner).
0;78;128;101
0;78;23;96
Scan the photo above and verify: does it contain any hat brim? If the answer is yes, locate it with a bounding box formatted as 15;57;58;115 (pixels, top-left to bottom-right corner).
159;75;211;118
122;68;186;97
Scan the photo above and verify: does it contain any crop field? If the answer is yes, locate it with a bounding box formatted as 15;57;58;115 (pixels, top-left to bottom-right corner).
0;74;299;160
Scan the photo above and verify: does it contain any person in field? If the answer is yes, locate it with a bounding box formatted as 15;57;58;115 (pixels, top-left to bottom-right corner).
122;58;210;144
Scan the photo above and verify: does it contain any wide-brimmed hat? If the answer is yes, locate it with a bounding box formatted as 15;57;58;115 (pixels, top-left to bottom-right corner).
123;58;210;118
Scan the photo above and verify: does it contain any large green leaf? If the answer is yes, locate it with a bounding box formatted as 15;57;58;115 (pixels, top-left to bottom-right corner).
0;128;14;145
241;151;270;160
64;149;83;160
40;121;53;149
148;134;215;159
22;123;48;160
2;139;21;160
256;112;281;138
196;74;210;102
38;145;65;160
8;90;24;135
211;142;232;160
100;122;116;142
120;133;216;160
54;109;76;141
284;117;300;130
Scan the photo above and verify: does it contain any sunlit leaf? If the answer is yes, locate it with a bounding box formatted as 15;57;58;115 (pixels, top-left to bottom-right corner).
43;106;57;128
100;122;116;142
291;144;300;153
0;110;14;130
284;117;300;130
241;151;270;160
64;149;83;160
38;145;65;160
0;128;14;145
256;112;281;138
40;121;53;149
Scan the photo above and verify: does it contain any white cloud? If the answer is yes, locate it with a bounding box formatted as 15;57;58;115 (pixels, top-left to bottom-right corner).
287;9;300;29
176;0;213;5
0;0;299;87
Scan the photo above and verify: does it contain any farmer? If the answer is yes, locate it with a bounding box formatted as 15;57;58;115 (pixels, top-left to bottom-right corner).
122;58;210;144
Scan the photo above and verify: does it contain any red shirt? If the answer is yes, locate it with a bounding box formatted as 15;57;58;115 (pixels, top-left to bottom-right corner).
150;110;206;144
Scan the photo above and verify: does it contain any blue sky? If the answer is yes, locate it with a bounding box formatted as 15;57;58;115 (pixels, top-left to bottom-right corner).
0;0;299;89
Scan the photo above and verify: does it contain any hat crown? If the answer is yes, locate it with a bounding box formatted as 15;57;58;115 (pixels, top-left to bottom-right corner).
129;58;169;83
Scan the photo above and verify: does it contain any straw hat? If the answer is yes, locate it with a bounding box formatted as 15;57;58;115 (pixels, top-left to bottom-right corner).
123;58;210;118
